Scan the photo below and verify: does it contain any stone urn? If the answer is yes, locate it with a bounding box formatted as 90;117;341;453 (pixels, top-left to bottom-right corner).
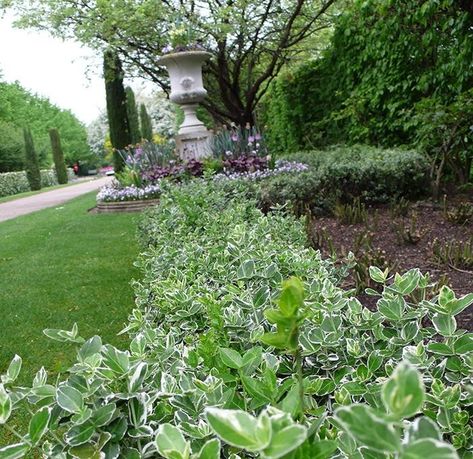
158;50;212;160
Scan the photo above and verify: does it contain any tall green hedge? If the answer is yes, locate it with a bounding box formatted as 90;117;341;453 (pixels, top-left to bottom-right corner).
262;0;473;153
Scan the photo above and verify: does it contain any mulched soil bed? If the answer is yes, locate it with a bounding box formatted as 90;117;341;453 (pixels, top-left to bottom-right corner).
307;193;473;330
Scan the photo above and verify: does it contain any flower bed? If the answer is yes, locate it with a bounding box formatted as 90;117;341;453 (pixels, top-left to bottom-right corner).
96;182;162;203
214;159;308;181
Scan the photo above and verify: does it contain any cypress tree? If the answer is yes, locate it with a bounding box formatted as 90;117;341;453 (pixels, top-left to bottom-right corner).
125;87;141;144
23;127;41;191
103;49;131;172
49;128;68;184
140;103;153;141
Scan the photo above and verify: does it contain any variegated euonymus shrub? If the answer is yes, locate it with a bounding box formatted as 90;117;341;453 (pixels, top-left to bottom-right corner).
0;180;471;458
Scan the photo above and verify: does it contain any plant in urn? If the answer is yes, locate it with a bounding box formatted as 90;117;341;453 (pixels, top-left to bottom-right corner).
158;27;212;160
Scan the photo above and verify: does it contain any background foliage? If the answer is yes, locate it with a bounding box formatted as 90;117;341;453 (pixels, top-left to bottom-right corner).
262;0;473;160
0;79;90;171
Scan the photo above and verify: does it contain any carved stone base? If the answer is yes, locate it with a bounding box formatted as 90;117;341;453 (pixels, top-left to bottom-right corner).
176;130;212;160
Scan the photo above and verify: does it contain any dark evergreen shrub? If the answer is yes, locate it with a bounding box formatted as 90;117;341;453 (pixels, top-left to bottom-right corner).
49;128;68;184
103;49;131;172
23;127;41;191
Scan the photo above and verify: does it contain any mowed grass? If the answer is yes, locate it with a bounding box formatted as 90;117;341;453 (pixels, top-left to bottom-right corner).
0;191;140;381
0;178;98;204
0;192;140;448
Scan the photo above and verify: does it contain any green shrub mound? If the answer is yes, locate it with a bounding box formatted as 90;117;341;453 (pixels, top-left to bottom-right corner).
230;146;428;211
0;181;471;458
0;169;74;198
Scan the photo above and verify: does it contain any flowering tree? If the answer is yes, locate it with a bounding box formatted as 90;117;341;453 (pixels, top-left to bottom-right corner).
3;0;339;126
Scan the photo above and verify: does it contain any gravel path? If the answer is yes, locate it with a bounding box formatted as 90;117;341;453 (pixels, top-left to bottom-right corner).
0;176;112;223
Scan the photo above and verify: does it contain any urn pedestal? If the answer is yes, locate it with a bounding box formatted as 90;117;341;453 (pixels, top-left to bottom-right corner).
158;51;212;159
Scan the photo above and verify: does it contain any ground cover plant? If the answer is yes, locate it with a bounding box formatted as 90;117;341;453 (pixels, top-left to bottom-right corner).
0;192;139;447
1;181;471;458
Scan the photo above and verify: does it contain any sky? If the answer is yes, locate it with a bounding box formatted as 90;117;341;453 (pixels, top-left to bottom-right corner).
0;14;111;125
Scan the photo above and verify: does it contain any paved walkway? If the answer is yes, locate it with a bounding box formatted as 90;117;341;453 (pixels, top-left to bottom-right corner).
0;176;112;223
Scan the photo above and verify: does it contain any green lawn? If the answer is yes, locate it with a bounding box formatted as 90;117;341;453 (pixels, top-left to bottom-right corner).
0;192;140;448
0;191;140;381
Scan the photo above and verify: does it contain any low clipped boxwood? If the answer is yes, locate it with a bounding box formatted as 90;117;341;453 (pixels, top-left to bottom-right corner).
254;145;429;211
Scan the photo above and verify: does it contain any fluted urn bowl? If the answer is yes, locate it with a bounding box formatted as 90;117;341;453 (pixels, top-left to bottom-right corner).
158;50;212;159
158;51;211;106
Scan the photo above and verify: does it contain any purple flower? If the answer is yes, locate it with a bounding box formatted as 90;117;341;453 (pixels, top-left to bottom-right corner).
231;134;239;142
248;135;255;143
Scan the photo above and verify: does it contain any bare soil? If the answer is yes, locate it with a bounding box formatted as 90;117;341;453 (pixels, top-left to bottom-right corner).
308;194;473;330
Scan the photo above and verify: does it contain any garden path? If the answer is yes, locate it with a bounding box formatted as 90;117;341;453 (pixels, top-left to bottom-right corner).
0;176;112;222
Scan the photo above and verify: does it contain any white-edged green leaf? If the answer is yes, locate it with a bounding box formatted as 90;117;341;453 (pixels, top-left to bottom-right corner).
28;406;50;445
2;355;22;384
195;438;220;459
69;443;101;459
334;405;401;453
261;424;307;459
128;362;147;393
400;438;458;459
382;362;424;419
155;424;190;459
406;417;441;443
56;385;84;414
78;336;102;361
219;348;243;370
369;266;387;283
102;345;129;374
205;408;271;452
453;334;473;355
0;442;29;459
91;403;116;427
0;384;12;424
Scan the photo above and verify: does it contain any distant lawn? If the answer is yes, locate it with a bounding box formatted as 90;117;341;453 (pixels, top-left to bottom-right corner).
0;191;139;380
0;177;99;204
0;192;140;446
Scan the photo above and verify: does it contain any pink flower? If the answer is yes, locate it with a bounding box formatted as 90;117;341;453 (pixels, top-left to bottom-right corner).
231;134;238;142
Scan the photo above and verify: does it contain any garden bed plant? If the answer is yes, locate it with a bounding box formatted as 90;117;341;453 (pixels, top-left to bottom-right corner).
1;180;471;458
96;131;308;204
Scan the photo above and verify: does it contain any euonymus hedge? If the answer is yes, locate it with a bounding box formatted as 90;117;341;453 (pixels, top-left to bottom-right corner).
0;180;471;458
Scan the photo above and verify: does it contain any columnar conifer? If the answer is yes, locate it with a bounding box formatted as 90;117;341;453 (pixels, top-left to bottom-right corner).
140;103;153;141
23;127;41;190
103;49;131;172
125;87;141;144
49;128;68;184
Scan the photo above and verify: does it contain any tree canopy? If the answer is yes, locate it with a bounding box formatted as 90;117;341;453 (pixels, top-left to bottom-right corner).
2;0;339;126
0;78;90;171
